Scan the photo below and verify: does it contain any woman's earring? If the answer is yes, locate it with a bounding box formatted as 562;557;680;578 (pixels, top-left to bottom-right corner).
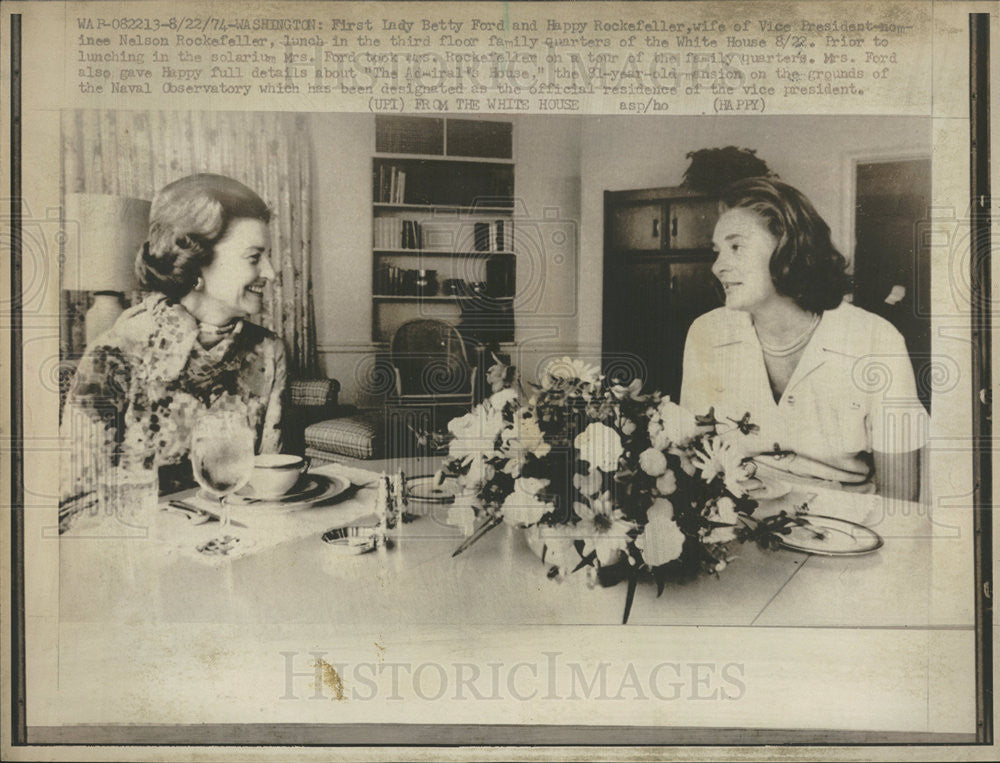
194;276;204;291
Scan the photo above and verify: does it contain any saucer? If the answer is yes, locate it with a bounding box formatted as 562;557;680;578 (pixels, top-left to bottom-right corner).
405;474;459;503
204;474;349;506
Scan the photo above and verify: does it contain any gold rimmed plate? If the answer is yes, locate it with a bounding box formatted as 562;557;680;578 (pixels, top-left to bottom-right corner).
207;473;350;506
777;514;884;556
405;474;459;504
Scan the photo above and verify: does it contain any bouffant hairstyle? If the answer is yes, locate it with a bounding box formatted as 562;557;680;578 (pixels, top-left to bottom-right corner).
719;177;850;313
135;174;270;300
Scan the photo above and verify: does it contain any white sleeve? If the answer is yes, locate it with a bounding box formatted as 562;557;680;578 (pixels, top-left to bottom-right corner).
680;316;713;416
864;323;928;454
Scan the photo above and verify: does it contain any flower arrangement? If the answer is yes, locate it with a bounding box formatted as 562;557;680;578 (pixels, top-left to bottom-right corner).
438;357;792;623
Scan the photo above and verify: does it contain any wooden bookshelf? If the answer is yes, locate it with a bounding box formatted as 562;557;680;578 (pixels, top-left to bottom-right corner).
372;116;516;345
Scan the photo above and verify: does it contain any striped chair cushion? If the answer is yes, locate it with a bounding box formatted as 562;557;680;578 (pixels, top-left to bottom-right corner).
304;412;384;461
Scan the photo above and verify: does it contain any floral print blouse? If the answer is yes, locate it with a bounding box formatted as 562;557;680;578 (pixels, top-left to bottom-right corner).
60;294;286;531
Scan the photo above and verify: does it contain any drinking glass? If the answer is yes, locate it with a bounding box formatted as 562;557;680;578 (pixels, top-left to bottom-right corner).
190;411;255;535
99;461;159;533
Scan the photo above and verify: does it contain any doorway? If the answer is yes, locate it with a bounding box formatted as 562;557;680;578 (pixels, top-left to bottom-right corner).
602;188;722;399
851;157;932;411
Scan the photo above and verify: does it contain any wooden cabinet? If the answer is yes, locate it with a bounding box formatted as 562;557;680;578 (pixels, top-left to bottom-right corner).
667;197;718;250
371;116;516;345
609;203;664;251
602;187;722;399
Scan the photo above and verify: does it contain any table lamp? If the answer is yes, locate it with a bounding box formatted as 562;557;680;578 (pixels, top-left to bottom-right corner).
63;193;151;344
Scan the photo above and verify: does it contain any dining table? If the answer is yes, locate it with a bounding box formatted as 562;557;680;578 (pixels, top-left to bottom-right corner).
57;456;972;629
42;456;977;741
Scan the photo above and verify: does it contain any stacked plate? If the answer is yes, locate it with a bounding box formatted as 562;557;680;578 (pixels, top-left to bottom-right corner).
204;473;352;508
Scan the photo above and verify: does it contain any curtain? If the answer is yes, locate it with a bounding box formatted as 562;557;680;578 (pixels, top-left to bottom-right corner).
61;110;318;376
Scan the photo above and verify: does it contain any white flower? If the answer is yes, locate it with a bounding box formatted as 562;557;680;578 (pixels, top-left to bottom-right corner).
638;448;668;477
609;378;643;400
703;497;741;545
647;419;668;451
655;470;677;496
502;413;550;458
500;414;550;479
672;447;697;477
574;422;623;473
637;499;685;567
652;399;702;448
448;404;505;459
447;504;477;536
692;438;751;496
704;525;738;544
457;455;494;493
529;524;583;577
573;469;603;498
488;387;518;412
501;477;552;526
502;456;523;479
648;399;702;450
542;356;601;388
573;493;634;565
715;496;739;525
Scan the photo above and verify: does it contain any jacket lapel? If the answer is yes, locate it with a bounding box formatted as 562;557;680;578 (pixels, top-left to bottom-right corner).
143;296;200;384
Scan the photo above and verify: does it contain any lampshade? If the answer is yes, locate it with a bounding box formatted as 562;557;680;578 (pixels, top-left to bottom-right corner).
63;193;151;292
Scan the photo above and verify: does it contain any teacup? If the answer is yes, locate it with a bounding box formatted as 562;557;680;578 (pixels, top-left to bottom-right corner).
248;454;309;499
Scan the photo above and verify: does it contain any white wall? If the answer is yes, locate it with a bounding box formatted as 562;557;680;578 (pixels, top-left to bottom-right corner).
309;112;377;405
577;115;932;355
308;114;929;401
506;116;583;386
309;114;584;404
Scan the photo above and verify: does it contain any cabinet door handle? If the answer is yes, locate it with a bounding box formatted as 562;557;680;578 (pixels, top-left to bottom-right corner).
672;216;678;238
652;218;659;239
670;276;678;296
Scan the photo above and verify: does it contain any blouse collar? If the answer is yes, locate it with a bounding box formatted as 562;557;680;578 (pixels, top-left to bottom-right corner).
714;305;857;401
143;295;244;382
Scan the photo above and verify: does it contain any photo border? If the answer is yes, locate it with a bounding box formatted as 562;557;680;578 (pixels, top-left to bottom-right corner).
3;1;995;757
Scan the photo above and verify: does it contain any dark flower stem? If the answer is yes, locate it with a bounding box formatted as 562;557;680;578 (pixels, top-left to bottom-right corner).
451;515;503;557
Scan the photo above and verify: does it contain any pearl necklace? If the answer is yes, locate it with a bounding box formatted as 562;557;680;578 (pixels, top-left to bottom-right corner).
197;319;239;337
757;313;821;357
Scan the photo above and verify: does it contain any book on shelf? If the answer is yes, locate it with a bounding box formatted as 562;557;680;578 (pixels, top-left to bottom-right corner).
375;164;407;204
401;220;423;249
474;222;490;252
375;218;422;250
486;253;516;297
377;263;405;295
474;220;510;253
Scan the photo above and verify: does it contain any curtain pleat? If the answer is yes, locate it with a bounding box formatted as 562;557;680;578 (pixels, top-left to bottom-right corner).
61;110;318;376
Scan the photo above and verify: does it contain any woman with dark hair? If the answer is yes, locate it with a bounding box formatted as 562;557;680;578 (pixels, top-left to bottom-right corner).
61;174;286;530
681;177;925;500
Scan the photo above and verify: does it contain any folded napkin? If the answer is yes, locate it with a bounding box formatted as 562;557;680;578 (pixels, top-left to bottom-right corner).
752;453;872;489
312;462;385;487
772;485;881;527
